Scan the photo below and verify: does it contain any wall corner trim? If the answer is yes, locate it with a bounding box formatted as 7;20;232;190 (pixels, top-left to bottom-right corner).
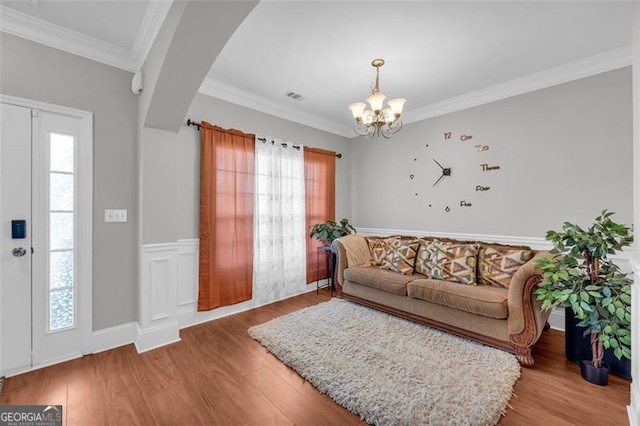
630;387;640;426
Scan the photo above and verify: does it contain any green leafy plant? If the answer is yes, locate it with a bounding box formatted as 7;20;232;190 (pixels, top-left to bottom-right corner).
535;210;633;368
309;218;356;245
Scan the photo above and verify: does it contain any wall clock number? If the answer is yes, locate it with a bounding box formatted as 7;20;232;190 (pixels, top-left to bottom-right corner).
460;134;472;141
476;185;490;192
475;145;489;152
444;132;452;140
460;201;472;207
480;163;500;171
445;206;451;212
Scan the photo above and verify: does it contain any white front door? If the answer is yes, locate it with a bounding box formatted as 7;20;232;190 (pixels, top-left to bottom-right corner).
1;101;92;376
0;103;33;374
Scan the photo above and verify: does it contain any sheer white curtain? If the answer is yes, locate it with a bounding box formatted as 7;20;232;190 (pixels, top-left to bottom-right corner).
252;137;307;304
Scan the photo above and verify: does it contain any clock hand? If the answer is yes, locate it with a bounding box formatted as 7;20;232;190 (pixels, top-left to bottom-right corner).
433;173;445;187
433;158;445;170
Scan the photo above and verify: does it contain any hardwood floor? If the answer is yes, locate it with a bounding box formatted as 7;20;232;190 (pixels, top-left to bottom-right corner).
1;291;630;425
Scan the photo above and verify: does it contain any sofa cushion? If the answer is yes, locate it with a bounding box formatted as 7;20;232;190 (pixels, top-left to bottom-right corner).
380;239;419;275
428;241;480;285
414;239;434;276
478;245;535;288
407;279;508;319
365;236;399;266
344;266;419;296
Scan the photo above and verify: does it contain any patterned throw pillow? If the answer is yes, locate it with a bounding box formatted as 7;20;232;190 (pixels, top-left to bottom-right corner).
414;239;435;276
380;239;419;275
478;246;534;288
366;237;399;266
428;241;480;285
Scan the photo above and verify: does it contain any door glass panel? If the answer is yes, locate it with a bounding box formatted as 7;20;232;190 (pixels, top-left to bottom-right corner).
48;132;75;331
50;212;74;250
50;251;73;289
50;173;73;211
49;289;74;330
50;133;74;172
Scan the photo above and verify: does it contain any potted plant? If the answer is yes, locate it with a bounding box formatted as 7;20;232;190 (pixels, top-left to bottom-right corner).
535;210;632;386
309;218;356;246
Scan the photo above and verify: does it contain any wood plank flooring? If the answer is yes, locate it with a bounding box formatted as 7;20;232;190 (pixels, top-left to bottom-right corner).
0;291;631;425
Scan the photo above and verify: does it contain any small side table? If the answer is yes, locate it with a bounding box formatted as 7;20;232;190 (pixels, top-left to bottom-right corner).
316;245;335;296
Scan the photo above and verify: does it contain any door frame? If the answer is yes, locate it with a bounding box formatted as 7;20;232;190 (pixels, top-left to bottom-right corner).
0;94;93;364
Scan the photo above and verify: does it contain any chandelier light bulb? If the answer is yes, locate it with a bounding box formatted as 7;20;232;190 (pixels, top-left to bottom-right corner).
387;98;406;116
367;93;386;113
349;102;366;120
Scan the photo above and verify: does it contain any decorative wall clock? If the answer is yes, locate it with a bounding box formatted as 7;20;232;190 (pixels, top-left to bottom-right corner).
409;131;501;212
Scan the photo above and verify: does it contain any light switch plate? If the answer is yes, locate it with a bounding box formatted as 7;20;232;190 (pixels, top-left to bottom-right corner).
105;209;127;223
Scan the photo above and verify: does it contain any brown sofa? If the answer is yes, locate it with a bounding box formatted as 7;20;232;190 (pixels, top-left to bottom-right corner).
332;234;553;366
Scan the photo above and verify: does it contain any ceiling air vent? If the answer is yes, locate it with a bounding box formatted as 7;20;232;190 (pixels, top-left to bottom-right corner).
283;91;305;101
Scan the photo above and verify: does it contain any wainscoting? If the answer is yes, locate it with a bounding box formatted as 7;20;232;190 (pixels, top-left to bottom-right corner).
131;239;319;353
89;231;633;356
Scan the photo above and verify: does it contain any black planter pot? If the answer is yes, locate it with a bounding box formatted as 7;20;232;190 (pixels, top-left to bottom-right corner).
579;360;609;386
565;307;632;380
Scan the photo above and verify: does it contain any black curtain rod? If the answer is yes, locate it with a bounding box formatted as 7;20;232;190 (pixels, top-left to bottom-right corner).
187;119;342;159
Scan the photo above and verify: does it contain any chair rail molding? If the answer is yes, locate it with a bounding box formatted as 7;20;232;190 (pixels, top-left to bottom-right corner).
356;226;635;333
355;227;634;266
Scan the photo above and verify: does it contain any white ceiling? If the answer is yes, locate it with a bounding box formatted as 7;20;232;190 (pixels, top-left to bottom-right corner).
0;1;634;137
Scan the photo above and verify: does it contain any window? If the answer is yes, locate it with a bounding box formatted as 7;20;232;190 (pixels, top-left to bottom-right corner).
48;133;75;331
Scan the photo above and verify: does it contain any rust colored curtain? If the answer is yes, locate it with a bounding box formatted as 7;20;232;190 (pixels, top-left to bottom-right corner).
198;122;255;311
304;147;336;284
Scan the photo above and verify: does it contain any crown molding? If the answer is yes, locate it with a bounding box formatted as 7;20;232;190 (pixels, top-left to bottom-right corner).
203;46;631;140
0;5;136;71
132;0;173;70
0;2;171;72
198;78;353;138
401;46;632;125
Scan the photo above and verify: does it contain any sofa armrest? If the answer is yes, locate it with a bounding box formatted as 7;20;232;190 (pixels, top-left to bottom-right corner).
507;251;555;341
332;234;371;290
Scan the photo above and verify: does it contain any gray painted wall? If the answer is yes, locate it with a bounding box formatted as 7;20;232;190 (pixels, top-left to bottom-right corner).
176;94;352;240
0;33;138;331
350;68;633;237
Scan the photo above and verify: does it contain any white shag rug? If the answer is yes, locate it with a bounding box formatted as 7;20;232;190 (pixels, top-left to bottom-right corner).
248;299;520;426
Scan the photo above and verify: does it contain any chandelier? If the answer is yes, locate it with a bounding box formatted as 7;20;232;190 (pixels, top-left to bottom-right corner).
348;59;406;139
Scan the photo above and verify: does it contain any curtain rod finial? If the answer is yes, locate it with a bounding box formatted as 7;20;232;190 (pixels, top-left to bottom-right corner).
187;119;201;130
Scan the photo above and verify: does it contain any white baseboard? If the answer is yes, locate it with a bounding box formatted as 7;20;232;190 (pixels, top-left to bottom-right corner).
134;321;181;353
547;307;565;331
91;322;138;353
4;353;83;378
178;286;319;330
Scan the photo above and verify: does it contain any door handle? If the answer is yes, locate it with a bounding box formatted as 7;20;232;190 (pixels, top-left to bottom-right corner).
12;247;27;257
